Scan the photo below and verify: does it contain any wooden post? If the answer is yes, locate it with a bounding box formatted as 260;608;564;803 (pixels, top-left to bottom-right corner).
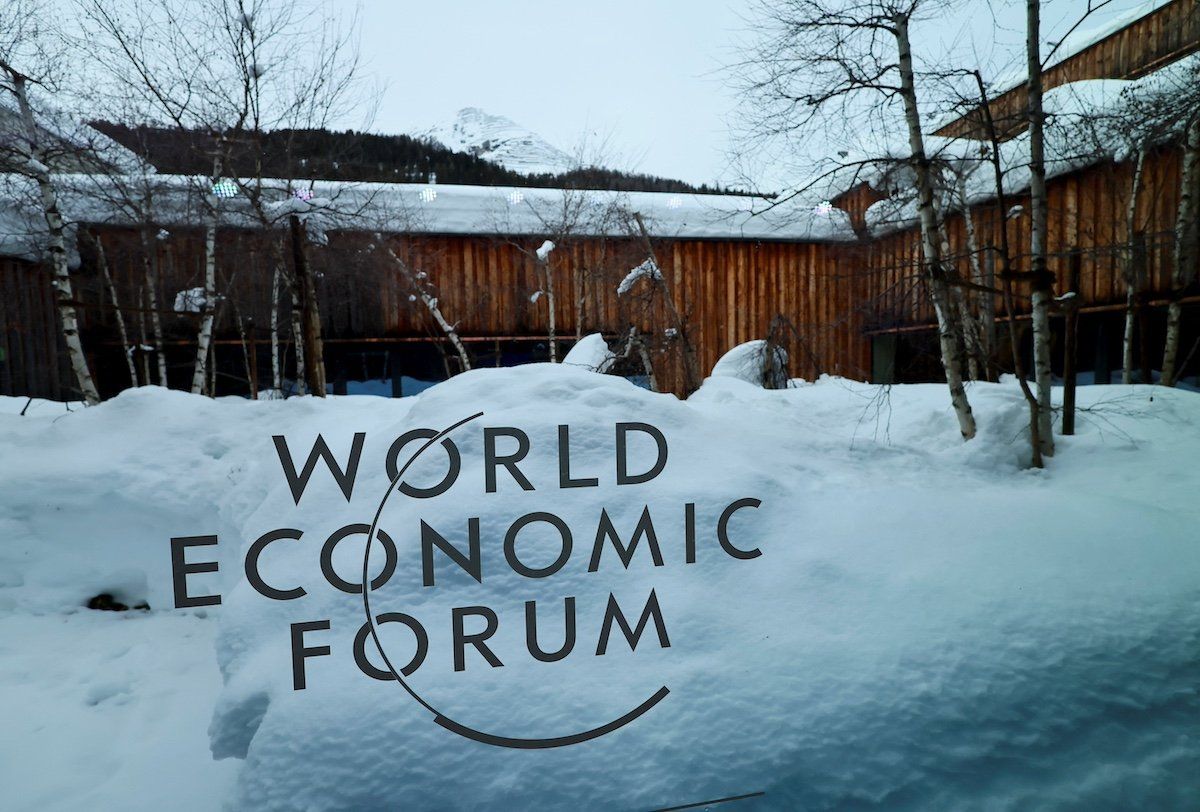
290;215;326;396
1062;250;1081;436
248;329;259;399
389;350;403;399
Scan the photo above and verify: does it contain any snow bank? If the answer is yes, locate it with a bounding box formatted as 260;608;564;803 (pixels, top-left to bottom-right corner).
2;376;1199;810
561;333;616;373
209;372;1200;810
710;339;788;387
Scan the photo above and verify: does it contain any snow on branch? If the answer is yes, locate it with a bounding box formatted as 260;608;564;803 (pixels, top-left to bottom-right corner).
617;257;662;295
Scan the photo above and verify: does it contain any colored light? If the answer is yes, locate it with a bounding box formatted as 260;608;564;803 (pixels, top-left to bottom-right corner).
211;179;239;198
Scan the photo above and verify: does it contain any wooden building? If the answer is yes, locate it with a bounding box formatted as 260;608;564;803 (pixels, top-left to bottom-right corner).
2;0;1197;400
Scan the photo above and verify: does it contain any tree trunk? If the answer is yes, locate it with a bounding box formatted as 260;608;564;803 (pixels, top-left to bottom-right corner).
1062;299;1078;434
270;256;282;393
191;216;217;395
1122;148;1148;384
934;197;979;381
1062;253;1081;435
290;286;306;395
540;258;558;362
138;227;169;386
959;178;993;379
91;232;138;387
289;215;326;396
632;213;700;393
1026;0;1055;455
896;16;976;439
381;245;472;372
1162;115;1200;386
575;263;587;341
973;69;1042;467
136;284;151;385
9;72;100;404
234;306;256;399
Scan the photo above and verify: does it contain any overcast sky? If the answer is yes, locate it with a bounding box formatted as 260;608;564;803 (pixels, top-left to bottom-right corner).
351;0;1163;189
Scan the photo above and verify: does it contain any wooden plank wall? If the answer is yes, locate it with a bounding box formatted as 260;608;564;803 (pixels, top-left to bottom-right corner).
860;145;1186;332
0;258;63;399
79;229;871;396
15;145;1190;399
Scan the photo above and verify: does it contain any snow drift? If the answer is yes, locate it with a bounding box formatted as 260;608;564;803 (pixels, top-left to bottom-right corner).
1;370;1199;811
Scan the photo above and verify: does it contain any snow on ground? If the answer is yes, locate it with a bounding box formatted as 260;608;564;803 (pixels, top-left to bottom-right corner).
1;371;1198;810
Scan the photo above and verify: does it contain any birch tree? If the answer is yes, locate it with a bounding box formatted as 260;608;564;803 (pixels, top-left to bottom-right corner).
86;230;138;386
1094;51;1200;386
1162;113;1200;386
738;0;975;437
1122;144;1148;384
192;165;220;394
534;239;559;362
969;70;1044;467
79;0;369;397
0;2;100;403
1024;0;1054;455
494;187;616;364
378;241;472;373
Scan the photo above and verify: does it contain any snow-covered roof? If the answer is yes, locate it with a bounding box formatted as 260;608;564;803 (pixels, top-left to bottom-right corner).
0;98;146;176
858;52;1200;237
284;181;854;242
0;173;855;261
944;0;1179;131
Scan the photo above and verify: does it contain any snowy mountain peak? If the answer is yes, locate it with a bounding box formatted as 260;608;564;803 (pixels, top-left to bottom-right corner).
420;107;576;176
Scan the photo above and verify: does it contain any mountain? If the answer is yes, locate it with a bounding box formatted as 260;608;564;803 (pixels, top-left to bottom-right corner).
419;108;576;176
90;121;743;195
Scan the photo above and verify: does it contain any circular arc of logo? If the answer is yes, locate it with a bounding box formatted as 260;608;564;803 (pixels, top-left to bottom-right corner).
359;410;669;749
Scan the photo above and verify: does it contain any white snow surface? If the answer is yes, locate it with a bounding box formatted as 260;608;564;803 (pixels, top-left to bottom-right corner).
560;333;616;373
710;340;789;387
1;373;1199;810
844;53;1200;237
172;287;209;313
0;172;854;261
987;0;1176;98
419;107;576;176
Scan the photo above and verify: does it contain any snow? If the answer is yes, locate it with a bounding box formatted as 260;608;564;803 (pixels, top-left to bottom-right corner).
987;0;1176;98
710;339;788;388
536;239;555;261
561;333;616;373
261;196;332;222
2;375;1199;810
617;256;662;294
863;54;1200;237
0;172;855;261
0;94;146;176
173;287;209;313
419;107;576;176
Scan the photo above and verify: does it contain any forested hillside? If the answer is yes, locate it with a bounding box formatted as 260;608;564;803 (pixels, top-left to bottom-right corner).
91;122;739;194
